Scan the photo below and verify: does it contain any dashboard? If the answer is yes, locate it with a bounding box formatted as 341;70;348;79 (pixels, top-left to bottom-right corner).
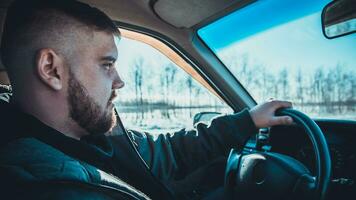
243;119;356;199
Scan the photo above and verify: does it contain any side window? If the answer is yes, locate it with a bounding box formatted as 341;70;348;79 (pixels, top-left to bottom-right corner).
115;29;232;133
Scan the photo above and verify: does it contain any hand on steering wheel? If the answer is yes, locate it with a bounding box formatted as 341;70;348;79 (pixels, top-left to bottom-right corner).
249;99;294;128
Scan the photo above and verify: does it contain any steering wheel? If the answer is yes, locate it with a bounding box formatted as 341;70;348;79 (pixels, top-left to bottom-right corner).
224;108;331;200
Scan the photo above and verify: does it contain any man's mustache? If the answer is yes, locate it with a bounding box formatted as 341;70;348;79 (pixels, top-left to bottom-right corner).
109;90;118;103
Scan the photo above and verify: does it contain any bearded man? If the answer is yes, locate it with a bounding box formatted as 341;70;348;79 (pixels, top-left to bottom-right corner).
0;0;293;199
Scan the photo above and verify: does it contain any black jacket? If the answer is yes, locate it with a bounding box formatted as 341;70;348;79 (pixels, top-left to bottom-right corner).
0;86;258;199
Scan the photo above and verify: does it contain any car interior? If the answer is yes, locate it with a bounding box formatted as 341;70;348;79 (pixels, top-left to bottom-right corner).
0;0;355;199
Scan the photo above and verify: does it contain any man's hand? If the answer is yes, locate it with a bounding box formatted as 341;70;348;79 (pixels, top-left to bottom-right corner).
249;100;293;128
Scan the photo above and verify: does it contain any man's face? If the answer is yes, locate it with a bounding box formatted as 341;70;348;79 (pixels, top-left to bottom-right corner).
66;31;124;135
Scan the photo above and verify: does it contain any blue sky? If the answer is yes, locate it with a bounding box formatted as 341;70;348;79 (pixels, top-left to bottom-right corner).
198;0;328;49
220;12;355;72
198;0;356;72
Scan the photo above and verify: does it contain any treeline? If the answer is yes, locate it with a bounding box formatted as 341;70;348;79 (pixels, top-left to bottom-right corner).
223;55;355;115
120;56;226;108
120;54;355;117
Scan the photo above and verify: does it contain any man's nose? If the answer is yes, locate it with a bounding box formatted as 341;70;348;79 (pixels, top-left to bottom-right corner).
112;69;125;89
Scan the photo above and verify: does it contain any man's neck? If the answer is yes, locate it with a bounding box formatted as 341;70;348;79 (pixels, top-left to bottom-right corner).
13;94;89;140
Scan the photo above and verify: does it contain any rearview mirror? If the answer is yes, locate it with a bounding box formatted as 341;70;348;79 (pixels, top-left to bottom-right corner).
322;0;356;39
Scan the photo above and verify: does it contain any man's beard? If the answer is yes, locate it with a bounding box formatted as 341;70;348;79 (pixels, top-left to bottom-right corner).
67;70;116;135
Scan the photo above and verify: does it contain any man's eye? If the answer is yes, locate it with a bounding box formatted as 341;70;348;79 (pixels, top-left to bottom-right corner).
103;63;113;70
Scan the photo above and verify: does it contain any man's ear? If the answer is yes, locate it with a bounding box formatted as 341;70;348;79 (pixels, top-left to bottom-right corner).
35;48;65;91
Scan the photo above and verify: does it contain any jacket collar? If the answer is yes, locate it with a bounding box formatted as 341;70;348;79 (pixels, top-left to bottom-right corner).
0;95;114;170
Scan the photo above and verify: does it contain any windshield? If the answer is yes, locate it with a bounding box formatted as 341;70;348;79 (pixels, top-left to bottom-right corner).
198;0;356;120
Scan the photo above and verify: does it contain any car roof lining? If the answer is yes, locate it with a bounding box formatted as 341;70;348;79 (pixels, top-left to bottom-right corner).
0;0;252;71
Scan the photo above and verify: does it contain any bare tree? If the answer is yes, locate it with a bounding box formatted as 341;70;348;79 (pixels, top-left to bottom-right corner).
296;68;304;107
161;63;178;105
278;68;289;100
186;76;193;108
133;57;144;113
313;68;324;105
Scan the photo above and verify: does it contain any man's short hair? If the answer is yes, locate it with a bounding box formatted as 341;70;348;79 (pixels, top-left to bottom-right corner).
0;0;120;69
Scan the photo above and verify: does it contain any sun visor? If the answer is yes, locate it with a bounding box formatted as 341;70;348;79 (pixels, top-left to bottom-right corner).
153;0;239;28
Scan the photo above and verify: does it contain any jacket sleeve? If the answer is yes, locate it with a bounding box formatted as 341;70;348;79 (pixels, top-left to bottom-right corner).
127;109;258;181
